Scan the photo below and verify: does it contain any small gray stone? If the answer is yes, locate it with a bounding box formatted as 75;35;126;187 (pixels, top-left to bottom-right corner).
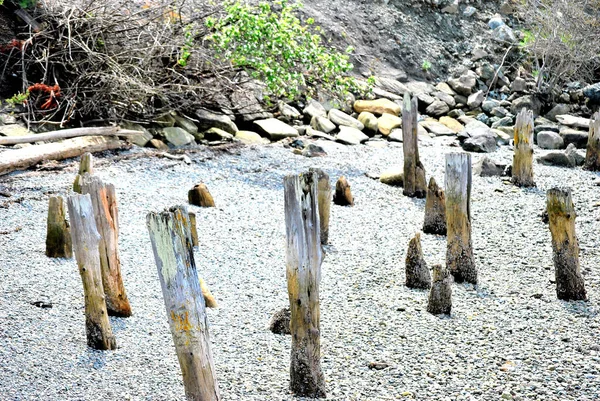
467;91;485;109
462;134;497;153
537;131;564;149
195;108;238;134
162;127;195;147
311;116;336;134
426;100;450;117
254;118;299;140
328;109;364;130
336;126;368;145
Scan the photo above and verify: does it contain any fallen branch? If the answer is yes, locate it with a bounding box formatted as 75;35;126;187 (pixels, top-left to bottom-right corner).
0;136;126;176
157;152;192;164
0;126;142;146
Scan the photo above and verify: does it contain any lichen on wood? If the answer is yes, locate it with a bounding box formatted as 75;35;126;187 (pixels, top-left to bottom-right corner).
512;108;535;187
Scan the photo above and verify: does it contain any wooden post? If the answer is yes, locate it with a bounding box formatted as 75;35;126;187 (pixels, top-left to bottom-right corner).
283;172;326;398
546;188;587;301
405;232;431;289
73;152;94;193
67;194;116;350
584;112;600;171
189;212;199;247
80;175;132;317
333;176;353;206
46;196;73;258
188;183;215;207
309;168;331;244
445;153;477;284
146;206;220;401
402;93;427;198
427;264;452;315
269;306;291;335
511;108;535;187
423;177;446;235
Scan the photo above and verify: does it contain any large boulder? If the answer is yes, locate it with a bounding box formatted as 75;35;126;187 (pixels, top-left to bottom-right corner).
473;156;506;177
235;130;267;144
560;127;588;149
545;104;570;122
510;95;542;116
253;118;299;140
433;91;456;108
439;116;464;133
303;100;327;121
311;116;336;134
583;82;600;103
353;98;401;116
462;134;497;153
537;144;584;168
556;114;590;130
537;131;564;149
204;127;234;141
420;120;455;136
425;100;450;117
375;77;409;97
336;126;368;145
467;91;485;109
378;113;403;136
358;112;379;134
328;109;364;130
448;70;478;96
162;127;195;147
379;166;404;186
195;108;238;134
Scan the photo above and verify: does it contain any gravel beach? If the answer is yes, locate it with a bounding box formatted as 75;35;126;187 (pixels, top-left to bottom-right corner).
1;139;600;401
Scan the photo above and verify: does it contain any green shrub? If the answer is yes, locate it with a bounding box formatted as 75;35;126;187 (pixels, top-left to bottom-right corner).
206;0;364;100
421;60;432;72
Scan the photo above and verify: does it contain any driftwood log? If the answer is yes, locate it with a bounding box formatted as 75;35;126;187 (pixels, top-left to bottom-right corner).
427;264;452;315
80;175;132;317
402;93;427;198
309;168;332;245
146;206;220;401
46;196;72;258
423;177;446;235
0;126;141;146
0;136;125;176
445;153;477;284
405;232;431;289
188;183;215;207
546;188;587;301
584;112;600;171
283;172;326;398
73;152;93;193
333;176;353;206
512;108;535;187
67;194;116;350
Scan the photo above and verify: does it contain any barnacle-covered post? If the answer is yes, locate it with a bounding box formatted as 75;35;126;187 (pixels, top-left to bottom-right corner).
423;177;446;235
283;171;326;398
147;206;220;401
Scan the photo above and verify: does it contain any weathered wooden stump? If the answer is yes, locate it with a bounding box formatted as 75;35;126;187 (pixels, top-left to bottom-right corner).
200;278;218;308
283;172;326;398
189;212;199;247
81;175;132;317
269;306;291;335
423;177;446;235
46;196;73;258
188;183;215;207
511;108;535;187
67;194;116;350
73;152;93;193
427;264;452;315
546;188;587;301
445;153;477;284
405;232;431;289
402;93;427;198
584;112;600;171
333;176;353;206
147;206;220;401
309;168;332;244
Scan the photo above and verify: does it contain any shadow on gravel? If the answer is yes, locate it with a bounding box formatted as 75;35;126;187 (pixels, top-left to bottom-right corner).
560;300;597;318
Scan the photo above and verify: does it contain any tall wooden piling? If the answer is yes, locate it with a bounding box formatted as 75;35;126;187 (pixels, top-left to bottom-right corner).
427;264;452;315
546;188;587;301
402;93;427;198
46;196;73;258
188;183;215;207
81;175;131;317
445;152;477;284
309;168;332;245
584;112;600;171
67;194;116;350
512;108;535;187
147;206;220;401
405;232;431;289
283;172;326;398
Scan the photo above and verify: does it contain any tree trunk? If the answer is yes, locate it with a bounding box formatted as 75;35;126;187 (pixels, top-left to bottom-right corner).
309;168;331;244
189;212;199;248
546;188;587;301
427;264;452;315
445;152;477;284
46;196;72;258
188;183;215;207
283;172;326;398
584;112;600;171
423;177;446;235
73;152;94;193
402;93;427;198
511;108;535;187
333;176;353;206
0;136;124;176
80;175;132;317
67;194;116;350
405;232;431;289
146;206;220;401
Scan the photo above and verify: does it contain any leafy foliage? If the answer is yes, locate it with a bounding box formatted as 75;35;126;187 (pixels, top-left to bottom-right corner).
6;91;29;106
206;0;363;100
421;60;432;72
